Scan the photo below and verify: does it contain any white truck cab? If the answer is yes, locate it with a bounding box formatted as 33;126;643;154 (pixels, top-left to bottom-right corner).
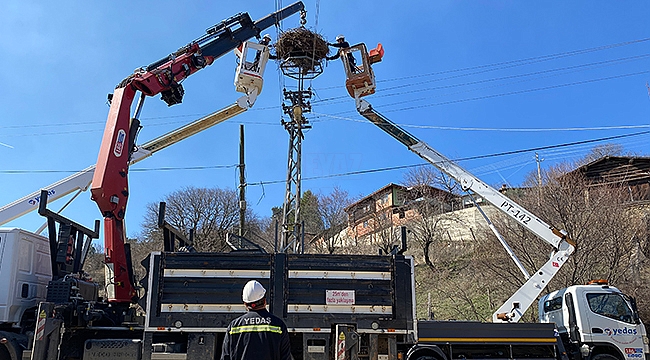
0;228;51;328
540;281;649;360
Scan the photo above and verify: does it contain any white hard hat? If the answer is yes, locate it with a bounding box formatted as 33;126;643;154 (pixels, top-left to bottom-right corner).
336;34;345;41
262;34;272;40
242;280;266;303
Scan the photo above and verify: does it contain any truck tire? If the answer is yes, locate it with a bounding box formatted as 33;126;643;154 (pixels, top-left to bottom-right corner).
592;354;619;360
0;344;11;360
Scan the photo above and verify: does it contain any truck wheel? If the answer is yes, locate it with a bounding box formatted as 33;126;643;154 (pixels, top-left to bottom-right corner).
0;344;11;360
592;354;619;360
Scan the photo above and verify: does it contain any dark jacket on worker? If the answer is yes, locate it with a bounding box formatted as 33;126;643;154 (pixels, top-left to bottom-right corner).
221;308;292;360
327;40;351;60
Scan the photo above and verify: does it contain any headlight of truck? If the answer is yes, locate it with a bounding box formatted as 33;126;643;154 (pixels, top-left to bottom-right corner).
643;335;648;345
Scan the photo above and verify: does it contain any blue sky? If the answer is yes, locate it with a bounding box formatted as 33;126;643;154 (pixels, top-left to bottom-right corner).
1;1;649;239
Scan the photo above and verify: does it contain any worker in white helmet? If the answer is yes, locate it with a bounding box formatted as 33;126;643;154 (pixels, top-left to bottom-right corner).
220;280;292;360
248;33;276;72
259;34;278;60
260;33;273;46
326;34;356;72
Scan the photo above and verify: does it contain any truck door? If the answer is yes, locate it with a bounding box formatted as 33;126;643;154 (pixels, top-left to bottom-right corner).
582;289;645;357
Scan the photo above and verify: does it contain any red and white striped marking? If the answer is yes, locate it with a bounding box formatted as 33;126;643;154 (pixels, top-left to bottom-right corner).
35;310;46;341
336;331;346;360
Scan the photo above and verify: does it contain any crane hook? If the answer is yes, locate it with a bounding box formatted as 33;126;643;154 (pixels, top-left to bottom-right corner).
300;9;307;26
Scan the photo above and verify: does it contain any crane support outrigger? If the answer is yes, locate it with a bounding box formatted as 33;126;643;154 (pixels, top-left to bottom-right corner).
337;43;576;323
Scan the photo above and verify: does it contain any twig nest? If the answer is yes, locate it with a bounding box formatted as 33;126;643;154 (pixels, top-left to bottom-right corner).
275;28;329;70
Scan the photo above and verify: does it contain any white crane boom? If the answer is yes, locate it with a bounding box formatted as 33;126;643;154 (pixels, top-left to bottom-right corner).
335;42;575;323
355;98;575;323
0;96;251;228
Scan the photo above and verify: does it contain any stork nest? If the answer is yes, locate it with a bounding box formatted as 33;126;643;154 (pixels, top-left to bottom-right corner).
275;28;329;70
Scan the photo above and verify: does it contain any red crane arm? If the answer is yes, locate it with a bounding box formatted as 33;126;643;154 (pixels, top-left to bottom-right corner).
89;2;305;304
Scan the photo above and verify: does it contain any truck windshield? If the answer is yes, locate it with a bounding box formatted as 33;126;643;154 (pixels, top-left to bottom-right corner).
586;293;636;324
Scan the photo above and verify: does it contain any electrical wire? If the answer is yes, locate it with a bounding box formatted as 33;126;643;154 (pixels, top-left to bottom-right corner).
0;120;104;129
0;164;238;174
311;112;650;132
312;53;650;105
319;68;650;113
4;131;647;190
4;112;648;139
5;39;649;131
314;36;650;91
5;35;648;129
242;130;650;186
363;70;650;114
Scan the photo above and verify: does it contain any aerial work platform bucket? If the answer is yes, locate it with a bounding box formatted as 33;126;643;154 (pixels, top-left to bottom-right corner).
341;43;384;99
234;41;269;99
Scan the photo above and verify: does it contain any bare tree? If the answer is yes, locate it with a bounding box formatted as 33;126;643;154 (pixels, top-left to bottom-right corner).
476;164;648;320
400;166;499;320
576;143;624;166
402;165;467;268
404;165;459;195
312;187;355;254
140;186;246;252
369;210;398;255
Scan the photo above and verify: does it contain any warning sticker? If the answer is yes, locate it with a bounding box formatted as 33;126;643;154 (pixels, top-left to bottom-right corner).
326;290;355;305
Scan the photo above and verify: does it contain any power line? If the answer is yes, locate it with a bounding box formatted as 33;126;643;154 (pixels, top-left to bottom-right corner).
456;130;650;161
313;62;650;115
313;53;650;105
0;164;238;174
14;64;649;137
5;109;649;139
311;112;650;132
374;70;650;113
6;37;650;131
4;131;646;185
0;120;104;129
244;130;650;186
315;36;650;91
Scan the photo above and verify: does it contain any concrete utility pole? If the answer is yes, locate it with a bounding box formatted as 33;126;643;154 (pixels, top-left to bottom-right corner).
238;124;246;237
535;152;544;205
535;152;544;187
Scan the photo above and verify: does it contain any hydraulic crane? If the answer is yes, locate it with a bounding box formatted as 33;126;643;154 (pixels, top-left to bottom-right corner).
335;43;575;323
90;2;304;304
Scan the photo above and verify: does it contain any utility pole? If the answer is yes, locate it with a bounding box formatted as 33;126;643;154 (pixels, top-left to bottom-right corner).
535;152;543;187
238;124;246;237
280;88;312;253
535;152;544;205
277;18;324;253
